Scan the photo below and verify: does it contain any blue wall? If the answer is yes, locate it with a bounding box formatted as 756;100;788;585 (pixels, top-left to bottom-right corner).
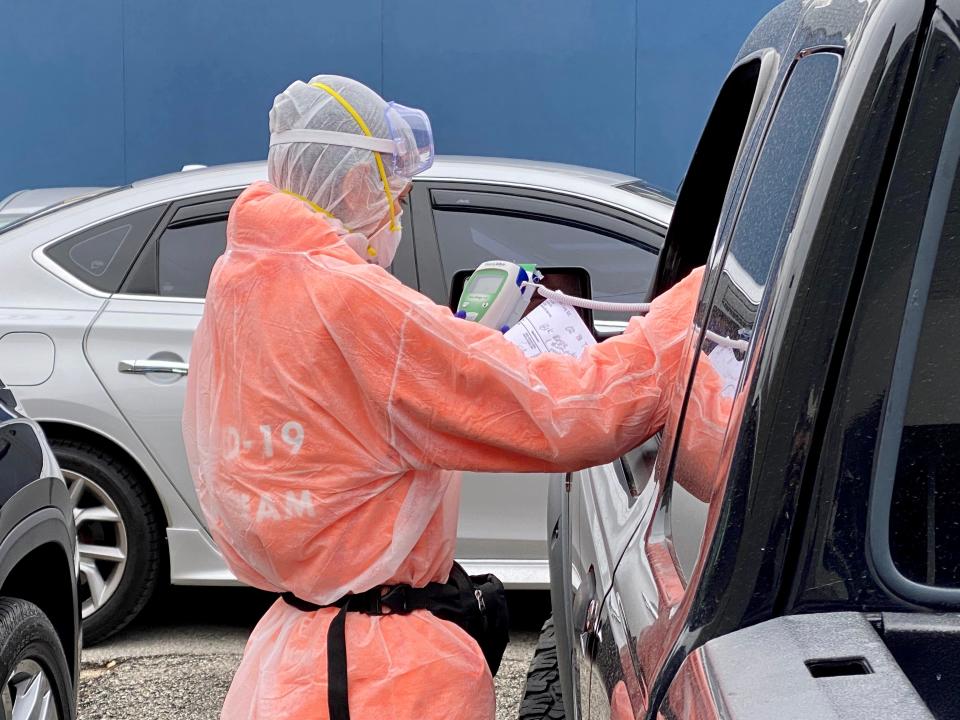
0;1;776;199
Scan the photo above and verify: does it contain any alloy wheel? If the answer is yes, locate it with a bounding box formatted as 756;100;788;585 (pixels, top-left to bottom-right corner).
1;659;59;720
64;469;128;619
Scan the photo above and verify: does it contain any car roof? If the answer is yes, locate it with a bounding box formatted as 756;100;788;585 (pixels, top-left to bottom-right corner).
131;156;674;226
0;186;108;214
1;156;674;247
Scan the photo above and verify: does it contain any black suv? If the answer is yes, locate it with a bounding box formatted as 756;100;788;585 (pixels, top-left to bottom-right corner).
522;0;960;717
0;379;78;719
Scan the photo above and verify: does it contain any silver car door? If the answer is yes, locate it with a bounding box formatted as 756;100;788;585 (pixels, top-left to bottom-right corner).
81;189;423;532
574;439;661;716
414;183;664;588
85;197;232;519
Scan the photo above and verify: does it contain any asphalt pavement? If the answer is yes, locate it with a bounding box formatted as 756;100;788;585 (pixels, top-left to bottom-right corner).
78;587;546;720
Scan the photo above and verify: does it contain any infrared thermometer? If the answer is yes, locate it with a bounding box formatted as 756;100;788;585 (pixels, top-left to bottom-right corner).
455;261;542;331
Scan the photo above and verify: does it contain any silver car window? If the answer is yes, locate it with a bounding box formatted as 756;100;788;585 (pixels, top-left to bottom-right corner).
43;204;167;294
158;218;227;298
433;210;658;324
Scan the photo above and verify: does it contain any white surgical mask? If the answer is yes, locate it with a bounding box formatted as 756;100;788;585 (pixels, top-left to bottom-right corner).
332;207;403;269
364;207;403;268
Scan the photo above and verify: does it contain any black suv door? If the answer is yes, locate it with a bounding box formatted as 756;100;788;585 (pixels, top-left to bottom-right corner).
575;0;933;716
585;48;843;719
552;45;782;720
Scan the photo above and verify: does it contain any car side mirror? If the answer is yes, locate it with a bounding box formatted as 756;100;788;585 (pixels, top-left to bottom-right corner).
449;266;595;331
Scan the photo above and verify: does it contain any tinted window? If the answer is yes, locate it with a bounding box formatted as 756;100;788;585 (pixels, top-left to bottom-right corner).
69;225;130;277
158;218;227;298
889;178;960;586
433;210;658;324
44;205;166;293
665;53;841;581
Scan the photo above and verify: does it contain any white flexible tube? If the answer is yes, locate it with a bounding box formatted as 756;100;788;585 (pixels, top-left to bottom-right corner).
704;330;750;352
522;282;652;313
522;282;750;351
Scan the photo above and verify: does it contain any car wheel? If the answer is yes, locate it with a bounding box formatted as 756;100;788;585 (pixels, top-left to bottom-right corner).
0;598;75;720
52;440;161;645
519;615;565;720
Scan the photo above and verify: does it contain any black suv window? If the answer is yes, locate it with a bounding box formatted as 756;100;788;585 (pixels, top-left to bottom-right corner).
886;162;960;587
664;52;841;582
432;199;660;325
859;18;960;598
44;205;166;294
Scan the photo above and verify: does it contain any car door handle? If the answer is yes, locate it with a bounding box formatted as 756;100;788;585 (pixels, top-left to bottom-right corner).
118;360;189;376
579;598;600;655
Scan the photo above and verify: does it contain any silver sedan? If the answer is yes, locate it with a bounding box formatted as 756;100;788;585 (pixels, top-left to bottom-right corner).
0;157;673;642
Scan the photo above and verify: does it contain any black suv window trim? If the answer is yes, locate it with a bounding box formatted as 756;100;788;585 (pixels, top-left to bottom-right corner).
658;50;843;585
653;56;766;297
869;86;960;607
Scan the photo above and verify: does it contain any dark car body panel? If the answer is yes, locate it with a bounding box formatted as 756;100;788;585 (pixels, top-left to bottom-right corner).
661;613;932;719
791;2;960;612
0;382;79;693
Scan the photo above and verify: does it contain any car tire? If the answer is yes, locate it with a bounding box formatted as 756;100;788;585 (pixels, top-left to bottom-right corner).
519;615;566;720
0;598;75;719
52;439;162;645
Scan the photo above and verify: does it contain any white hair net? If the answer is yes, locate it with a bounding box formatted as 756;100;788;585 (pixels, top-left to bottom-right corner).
267;75;414;265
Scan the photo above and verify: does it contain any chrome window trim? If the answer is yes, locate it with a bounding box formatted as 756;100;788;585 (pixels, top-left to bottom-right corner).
594;320;629;333
32;250;111;299
112;293;206;305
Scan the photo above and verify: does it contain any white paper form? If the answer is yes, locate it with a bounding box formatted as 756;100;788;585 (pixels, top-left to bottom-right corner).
504;300;597;359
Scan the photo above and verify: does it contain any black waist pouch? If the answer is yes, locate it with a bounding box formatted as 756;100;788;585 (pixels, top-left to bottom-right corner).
422;563;510;675
281;562;510;720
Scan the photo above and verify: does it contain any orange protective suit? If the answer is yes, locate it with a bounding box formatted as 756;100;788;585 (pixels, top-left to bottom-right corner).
183;181;705;719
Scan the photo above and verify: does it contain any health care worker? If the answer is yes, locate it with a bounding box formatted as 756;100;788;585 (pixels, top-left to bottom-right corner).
183;75;708;720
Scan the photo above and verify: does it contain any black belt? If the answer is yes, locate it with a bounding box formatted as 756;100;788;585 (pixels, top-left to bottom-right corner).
282;563;509;720
282;581;449;720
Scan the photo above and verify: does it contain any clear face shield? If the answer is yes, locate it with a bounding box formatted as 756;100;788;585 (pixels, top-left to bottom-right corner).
384;102;435;177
